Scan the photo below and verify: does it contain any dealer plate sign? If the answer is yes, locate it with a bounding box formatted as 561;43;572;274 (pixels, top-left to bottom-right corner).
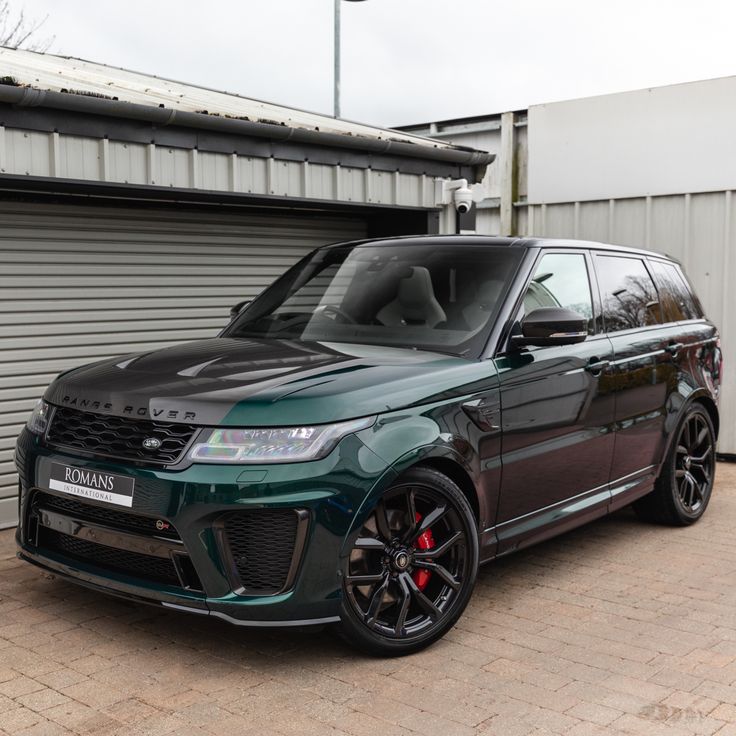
48;463;135;508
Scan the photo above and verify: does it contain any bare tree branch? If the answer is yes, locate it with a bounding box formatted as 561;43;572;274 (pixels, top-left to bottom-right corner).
0;1;55;52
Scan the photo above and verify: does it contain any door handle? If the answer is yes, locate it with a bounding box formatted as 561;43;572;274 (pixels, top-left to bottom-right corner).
585;358;610;376
666;342;685;357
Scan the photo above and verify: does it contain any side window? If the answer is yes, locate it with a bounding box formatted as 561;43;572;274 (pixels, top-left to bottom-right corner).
648;260;701;322
523;253;594;333
596;255;662;332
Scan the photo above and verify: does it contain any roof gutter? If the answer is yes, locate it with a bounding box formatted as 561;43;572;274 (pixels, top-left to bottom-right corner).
0;84;495;168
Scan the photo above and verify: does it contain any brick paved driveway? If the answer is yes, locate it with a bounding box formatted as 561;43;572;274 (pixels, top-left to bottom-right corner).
1;463;736;736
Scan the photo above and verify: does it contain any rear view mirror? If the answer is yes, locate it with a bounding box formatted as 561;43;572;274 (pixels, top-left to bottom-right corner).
229;300;250;320
512;307;587;348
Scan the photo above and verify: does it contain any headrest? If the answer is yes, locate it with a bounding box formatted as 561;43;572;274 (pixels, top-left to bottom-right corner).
398;267;436;306
475;279;504;310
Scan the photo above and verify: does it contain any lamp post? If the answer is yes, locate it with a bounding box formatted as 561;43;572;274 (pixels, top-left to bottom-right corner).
334;0;366;118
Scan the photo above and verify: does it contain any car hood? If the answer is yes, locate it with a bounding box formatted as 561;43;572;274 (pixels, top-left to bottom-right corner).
45;338;496;426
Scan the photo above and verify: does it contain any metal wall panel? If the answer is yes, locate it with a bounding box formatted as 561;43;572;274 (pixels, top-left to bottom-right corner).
107;141;148;185
522;191;735;455
0;125;437;210
58;135;101;181
0;202;367;527
5;129;51;176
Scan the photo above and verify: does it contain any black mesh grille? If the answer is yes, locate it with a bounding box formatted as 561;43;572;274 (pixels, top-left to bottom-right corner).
33;491;179;540
46;407;196;465
222;510;299;594
40;528;182;587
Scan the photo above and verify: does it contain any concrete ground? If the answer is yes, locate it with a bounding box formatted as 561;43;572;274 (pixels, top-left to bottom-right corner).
1;464;736;736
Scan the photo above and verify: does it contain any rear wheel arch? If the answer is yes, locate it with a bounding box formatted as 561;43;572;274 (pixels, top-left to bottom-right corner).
636;401;716;525
661;392;719;472
693;395;719;440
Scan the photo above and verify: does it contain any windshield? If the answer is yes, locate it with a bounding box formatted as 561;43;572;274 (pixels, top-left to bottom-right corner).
225;242;523;357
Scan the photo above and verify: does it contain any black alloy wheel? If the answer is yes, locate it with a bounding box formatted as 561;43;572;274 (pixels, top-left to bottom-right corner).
674;411;715;515
339;466;478;656
634;403;716;525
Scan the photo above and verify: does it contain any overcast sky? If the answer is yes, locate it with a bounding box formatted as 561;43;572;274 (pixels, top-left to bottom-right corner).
12;0;736;127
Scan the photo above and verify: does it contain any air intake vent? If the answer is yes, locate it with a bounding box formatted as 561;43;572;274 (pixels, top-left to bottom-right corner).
41;528;184;587
33;491;179;540
220;509;307;595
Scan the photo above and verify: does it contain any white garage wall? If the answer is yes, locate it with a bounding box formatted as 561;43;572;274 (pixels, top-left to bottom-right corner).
528;77;736;202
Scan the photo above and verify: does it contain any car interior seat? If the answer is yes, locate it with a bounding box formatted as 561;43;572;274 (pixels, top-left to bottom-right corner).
376;266;447;328
461;279;505;330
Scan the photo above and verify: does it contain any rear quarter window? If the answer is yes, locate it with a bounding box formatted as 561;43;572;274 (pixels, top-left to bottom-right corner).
647;260;702;321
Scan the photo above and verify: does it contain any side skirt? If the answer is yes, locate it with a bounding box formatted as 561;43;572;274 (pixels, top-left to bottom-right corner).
480;465;657;560
608;465;657;512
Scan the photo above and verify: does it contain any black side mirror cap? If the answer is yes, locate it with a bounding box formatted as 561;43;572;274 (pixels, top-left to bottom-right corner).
229;300;251;320
511;307;588;348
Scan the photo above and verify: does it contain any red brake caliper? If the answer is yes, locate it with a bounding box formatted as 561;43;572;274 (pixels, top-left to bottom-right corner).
412;511;435;590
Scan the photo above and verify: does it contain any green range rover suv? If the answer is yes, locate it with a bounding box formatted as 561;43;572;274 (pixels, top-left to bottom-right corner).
15;236;721;655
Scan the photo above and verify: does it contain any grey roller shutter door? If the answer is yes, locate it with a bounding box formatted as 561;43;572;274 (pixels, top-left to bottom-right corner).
0;201;367;526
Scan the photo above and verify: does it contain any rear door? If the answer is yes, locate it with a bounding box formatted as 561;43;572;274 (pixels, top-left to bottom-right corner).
494;250;616;550
644;258;718;479
594;253;672;507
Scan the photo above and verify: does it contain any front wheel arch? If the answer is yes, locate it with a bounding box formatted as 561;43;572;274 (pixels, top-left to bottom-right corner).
412;457;480;525
339;444;481;562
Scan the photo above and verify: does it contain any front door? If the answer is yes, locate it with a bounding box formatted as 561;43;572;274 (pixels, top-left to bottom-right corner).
494;251;616;551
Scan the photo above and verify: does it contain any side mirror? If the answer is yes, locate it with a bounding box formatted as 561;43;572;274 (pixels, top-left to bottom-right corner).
512;307;587;348
229;300;250;320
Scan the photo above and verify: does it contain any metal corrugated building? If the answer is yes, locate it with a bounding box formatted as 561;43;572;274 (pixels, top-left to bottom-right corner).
0;48;494;527
401;77;736;457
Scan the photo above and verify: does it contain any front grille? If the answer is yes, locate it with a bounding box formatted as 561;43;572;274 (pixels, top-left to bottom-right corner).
33;491;179;540
222;510;300;594
40;528;182;587
46;407;197;465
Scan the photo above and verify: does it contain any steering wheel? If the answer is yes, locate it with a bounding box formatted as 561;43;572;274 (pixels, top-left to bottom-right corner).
316;304;357;324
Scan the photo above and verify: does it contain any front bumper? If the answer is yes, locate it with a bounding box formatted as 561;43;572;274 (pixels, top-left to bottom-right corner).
15;428;391;626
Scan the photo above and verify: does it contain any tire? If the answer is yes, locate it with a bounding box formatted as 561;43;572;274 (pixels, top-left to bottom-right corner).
633;403;717;526
338;466;479;656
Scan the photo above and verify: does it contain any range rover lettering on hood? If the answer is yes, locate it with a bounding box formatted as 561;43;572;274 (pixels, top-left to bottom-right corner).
59;395;196;422
43;337;490;427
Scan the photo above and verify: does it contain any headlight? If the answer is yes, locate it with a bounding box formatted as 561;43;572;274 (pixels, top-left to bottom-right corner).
188;416;375;464
26;400;50;435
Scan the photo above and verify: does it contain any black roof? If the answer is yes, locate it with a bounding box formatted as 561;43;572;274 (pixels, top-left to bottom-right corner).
325;234;676;262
